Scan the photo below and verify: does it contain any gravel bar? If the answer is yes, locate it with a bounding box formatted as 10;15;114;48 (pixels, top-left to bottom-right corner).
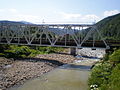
0;54;76;90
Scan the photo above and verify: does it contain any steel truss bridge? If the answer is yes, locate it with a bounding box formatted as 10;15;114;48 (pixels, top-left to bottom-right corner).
0;24;110;49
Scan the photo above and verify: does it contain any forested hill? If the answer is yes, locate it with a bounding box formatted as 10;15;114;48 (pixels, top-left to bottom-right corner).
0;20;32;25
96;13;120;40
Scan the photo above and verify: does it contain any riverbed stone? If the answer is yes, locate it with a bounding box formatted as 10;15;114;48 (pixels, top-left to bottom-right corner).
0;54;76;90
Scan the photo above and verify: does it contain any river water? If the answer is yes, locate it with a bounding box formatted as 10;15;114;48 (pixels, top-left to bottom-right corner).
10;58;99;90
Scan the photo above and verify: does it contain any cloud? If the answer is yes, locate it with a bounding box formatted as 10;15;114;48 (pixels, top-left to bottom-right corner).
8;9;18;13
0;9;5;12
58;12;100;23
82;14;100;22
0;8;18;13
60;12;81;19
1;9;119;24
0;8;41;23
104;10;120;17
14;14;41;23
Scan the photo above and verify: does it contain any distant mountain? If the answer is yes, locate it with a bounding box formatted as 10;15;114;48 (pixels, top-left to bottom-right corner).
0;20;33;25
19;21;33;24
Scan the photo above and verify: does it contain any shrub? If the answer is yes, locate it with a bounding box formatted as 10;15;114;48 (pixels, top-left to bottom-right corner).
1;45;65;58
0;44;10;53
0;53;5;56
36;46;64;54
103;53;109;61
107;64;120;90
88;62;112;87
109;49;120;64
89;49;120;90
4;45;31;58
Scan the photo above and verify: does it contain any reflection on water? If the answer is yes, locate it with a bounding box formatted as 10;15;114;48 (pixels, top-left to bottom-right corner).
10;59;97;90
60;64;91;70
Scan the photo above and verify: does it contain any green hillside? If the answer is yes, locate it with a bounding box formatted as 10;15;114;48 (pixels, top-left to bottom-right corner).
96;13;120;40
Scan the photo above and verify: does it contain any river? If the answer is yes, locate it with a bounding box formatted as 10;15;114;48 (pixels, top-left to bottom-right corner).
10;58;99;90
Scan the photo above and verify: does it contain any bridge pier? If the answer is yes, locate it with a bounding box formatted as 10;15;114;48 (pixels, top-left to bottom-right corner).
105;48;113;54
69;48;76;56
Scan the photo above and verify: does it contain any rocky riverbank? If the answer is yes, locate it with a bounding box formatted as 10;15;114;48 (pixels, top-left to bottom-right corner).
77;48;105;58
0;54;76;90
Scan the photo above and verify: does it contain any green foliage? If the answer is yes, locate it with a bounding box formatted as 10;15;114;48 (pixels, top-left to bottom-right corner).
36;46;54;53
89;49;120;90
28;49;41;57
88;62;112;87
0;44;10;53
4;45;31;58
83;13;120;40
36;46;64;54
97;13;120;40
109;49;120;64
103;53;109;61
0;53;5;56
99;64;120;90
107;64;120;90
0;45;64;58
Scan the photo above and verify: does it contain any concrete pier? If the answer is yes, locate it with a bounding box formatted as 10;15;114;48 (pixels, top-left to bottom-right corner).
69;48;76;55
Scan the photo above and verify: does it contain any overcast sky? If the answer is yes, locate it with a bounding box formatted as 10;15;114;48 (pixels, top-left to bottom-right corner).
0;0;120;24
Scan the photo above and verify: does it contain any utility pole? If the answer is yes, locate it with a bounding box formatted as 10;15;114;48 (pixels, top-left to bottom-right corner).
42;19;45;24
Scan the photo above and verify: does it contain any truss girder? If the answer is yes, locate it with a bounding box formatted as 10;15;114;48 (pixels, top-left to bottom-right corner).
0;24;109;48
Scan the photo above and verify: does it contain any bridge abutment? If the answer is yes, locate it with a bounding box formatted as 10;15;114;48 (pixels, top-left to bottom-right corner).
69;48;76;56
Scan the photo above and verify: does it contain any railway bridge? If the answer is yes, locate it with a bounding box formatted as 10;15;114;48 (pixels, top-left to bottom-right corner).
0;23;118;55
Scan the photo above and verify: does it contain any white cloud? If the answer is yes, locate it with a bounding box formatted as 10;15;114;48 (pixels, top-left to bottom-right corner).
58;12;100;23
0;8;18;13
8;9;18;13
1;9;119;24
81;14;100;23
104;10;120;17
14;14;41;23
0;9;5;12
60;12;81;19
0;8;41;23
